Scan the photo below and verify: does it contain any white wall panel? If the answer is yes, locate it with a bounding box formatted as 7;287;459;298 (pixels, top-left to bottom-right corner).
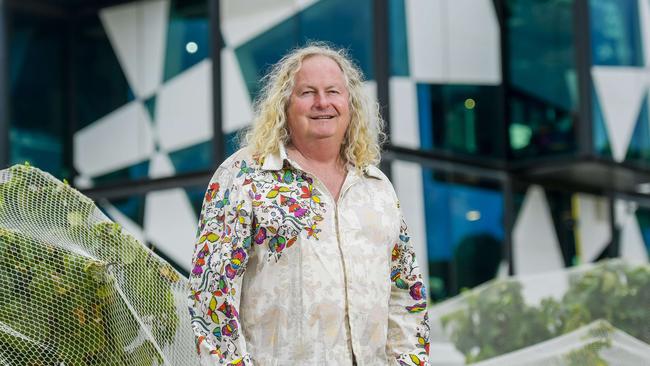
406;0;445;82
513;185;564;275
221;0;297;47
392;161;428;284
406;0;500;84
99;0;169;98
592;67;648;162
389;77;420;149
447;0;501;84
616;200;649;264
222;48;253;133
144;189;197;271
74;102;155;177
576;193;611;263
156;59;213;152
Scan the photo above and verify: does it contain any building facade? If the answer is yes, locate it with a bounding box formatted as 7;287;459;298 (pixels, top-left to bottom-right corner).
1;0;649;304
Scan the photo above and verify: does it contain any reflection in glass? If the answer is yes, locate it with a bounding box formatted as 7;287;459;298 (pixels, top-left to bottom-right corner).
417;84;502;158
164;0;209;82
590;0;643;66
507;0;578;158
423;170;504;301
235;0;373;99
9;12;67;178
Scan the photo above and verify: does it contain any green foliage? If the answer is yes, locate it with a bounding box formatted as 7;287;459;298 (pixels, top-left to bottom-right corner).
0;164;181;365
441;261;650;363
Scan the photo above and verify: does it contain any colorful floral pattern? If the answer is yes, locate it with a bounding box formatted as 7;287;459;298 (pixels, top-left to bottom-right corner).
188;147;430;366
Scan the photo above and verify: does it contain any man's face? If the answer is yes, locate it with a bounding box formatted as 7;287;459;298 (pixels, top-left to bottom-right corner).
286;55;351;147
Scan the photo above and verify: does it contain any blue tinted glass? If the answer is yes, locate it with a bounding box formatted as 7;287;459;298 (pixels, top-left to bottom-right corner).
164;0;210;82
9;13;66;178
224;130;242;158
625;93;650;164
92;160;150;186
75;15;131;130
592;85;612;158
235;18;300;99
168;141;213;174
590;0;643;66
235;0;374;99
9;128;63;177
107;196;146;226
185;186;207;218
508;0;578;111
299;0;374;78
417;84;502;158
422;170;504;299
416;84;434;149
389;0;409;76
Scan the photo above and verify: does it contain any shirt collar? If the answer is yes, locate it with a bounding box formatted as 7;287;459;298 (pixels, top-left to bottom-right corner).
260;143;384;180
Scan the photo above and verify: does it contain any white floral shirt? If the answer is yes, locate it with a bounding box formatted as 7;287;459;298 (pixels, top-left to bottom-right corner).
188;145;430;366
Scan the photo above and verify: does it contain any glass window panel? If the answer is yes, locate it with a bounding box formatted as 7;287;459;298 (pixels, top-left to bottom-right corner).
590;0;643;66
9;12;67;178
74;14;131;131
234;0;374;100
163;0;210;82
507;0;578;159
417;84;503;159
389;0;409;76
421;169;505;301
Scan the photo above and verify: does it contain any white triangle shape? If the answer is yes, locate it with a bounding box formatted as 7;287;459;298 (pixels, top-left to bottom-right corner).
617;199;649;264
592;66;648;162
144;188;197;271
100;0;169;98
513;185;564;275
222;48;253;133
148;151;175;179
576;193;611;262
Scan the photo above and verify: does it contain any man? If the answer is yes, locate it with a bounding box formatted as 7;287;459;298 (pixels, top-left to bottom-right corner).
188;43;430;365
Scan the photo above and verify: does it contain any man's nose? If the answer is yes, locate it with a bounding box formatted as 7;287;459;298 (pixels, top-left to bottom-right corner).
313;91;329;108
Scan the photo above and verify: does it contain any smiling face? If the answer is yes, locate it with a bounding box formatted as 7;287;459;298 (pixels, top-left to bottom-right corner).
286;55;351;148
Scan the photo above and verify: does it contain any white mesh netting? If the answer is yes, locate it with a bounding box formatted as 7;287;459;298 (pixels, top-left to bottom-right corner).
429;259;650;365
0;164;200;365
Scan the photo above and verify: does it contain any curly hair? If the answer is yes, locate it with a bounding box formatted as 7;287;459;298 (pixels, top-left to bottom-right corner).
240;42;386;170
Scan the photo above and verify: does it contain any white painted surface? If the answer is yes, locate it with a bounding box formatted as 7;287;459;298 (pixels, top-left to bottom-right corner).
144;188;198;272
447;0;501;84
513;185;564;275
74;102;155;177
576;193;611;262
156;59;213;152
592;67;648;162
221;0;296;47
389;77;420;149
222;48;253;133
406;0;500;84
148;151;176;179
99;0;169;98
406;0;446;83
616;200;650;264
392;161;429;285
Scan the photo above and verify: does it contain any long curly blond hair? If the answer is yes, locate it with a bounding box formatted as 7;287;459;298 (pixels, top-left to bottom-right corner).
241;42;386;170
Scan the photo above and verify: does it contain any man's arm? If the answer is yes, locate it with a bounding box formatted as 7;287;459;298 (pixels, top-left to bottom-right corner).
387;216;431;366
188;166;253;365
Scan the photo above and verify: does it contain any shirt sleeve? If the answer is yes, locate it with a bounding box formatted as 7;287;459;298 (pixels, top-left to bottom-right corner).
387;215;431;366
188;165;254;366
